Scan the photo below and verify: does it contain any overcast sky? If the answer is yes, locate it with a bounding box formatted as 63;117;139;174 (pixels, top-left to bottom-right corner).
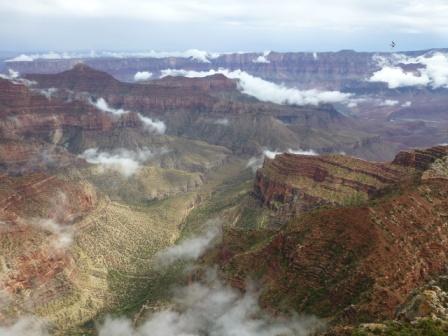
1;0;448;52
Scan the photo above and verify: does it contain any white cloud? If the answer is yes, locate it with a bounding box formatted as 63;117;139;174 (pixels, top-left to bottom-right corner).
287;148;318;156
33;87;58;99
138;115;167;134
0;69;20;80
28;192;76;249
155;226;220;268
369;66;429;89
90;97;128;115
160;68;353;106
247;148;317;171
98;269;322;336
79;147;156;177
379;99;399;106
252;51;271;64
0;317;49;336
401;101;412;107
2;1;448;36
369;52;448;89
134;71;153;81
213;118;230;126
30;218;74;249
6;49;219;63
90;97;166;134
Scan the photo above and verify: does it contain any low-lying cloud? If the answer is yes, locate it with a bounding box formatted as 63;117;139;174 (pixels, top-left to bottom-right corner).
0;316;49;336
154;226;220;268
138;115;167;134
369;52;448;89
160;68;353;106
0;69;19;80
79;147;157;177
90;97;166;134
213;118;230;126
252;51;271;64
134;71;153;81
247;148;318;171
98;269;322;336
30;218;74;249
28;192;76;249
6;49;220;63
379;99;399;107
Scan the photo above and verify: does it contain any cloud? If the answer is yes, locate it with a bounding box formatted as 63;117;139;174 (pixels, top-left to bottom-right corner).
0;317;49;336
3;0;448;37
287;148;318;156
369;52;448;89
98;269;322;336
28;192;76;249
379;99;399;106
134;71;153;81
401;101;412;107
0;69;20;81
155;226;221;268
252;51;271;64
90;97;166;133
138;115;167;134
213;118;230;126
247;148;317;171
90;97;128;115
6;49;219;63
160;68;353;106
33;87;58;99
79;147;158;177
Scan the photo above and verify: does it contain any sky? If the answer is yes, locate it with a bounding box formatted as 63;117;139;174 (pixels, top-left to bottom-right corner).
1;0;448;53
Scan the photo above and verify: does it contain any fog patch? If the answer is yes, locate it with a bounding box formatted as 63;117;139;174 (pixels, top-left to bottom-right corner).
30;218;74;249
253;51;271;64
139;115;167;134
0;69;19;80
6;50;220;63
79;147;160;177
134;71;153;81
155;226;221;268
98;269;322;336
369;52;448;89
90;97;166;134
33;88;58;100
247;148;317;171
90;97;128;116
213;118;230;126
0;69;37;87
401;101;412;107
160;68;353;106
0;316;49;336
379;99;399;107
28;192;76;249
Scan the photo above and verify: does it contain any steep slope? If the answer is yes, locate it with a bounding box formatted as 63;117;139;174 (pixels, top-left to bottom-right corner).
208;145;448;325
23;65;382;157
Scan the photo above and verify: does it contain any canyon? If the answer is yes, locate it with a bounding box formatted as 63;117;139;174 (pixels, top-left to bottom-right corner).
0;52;447;335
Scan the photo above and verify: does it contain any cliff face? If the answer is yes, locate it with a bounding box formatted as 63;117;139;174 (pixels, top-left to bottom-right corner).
254;153;412;215
0;73;236;330
2;50;395;89
212;145;448;324
23;64;379;157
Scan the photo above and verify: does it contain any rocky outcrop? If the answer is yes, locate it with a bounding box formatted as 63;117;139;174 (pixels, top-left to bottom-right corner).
213;145;448;324
392;145;448;170
254;153;412;215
